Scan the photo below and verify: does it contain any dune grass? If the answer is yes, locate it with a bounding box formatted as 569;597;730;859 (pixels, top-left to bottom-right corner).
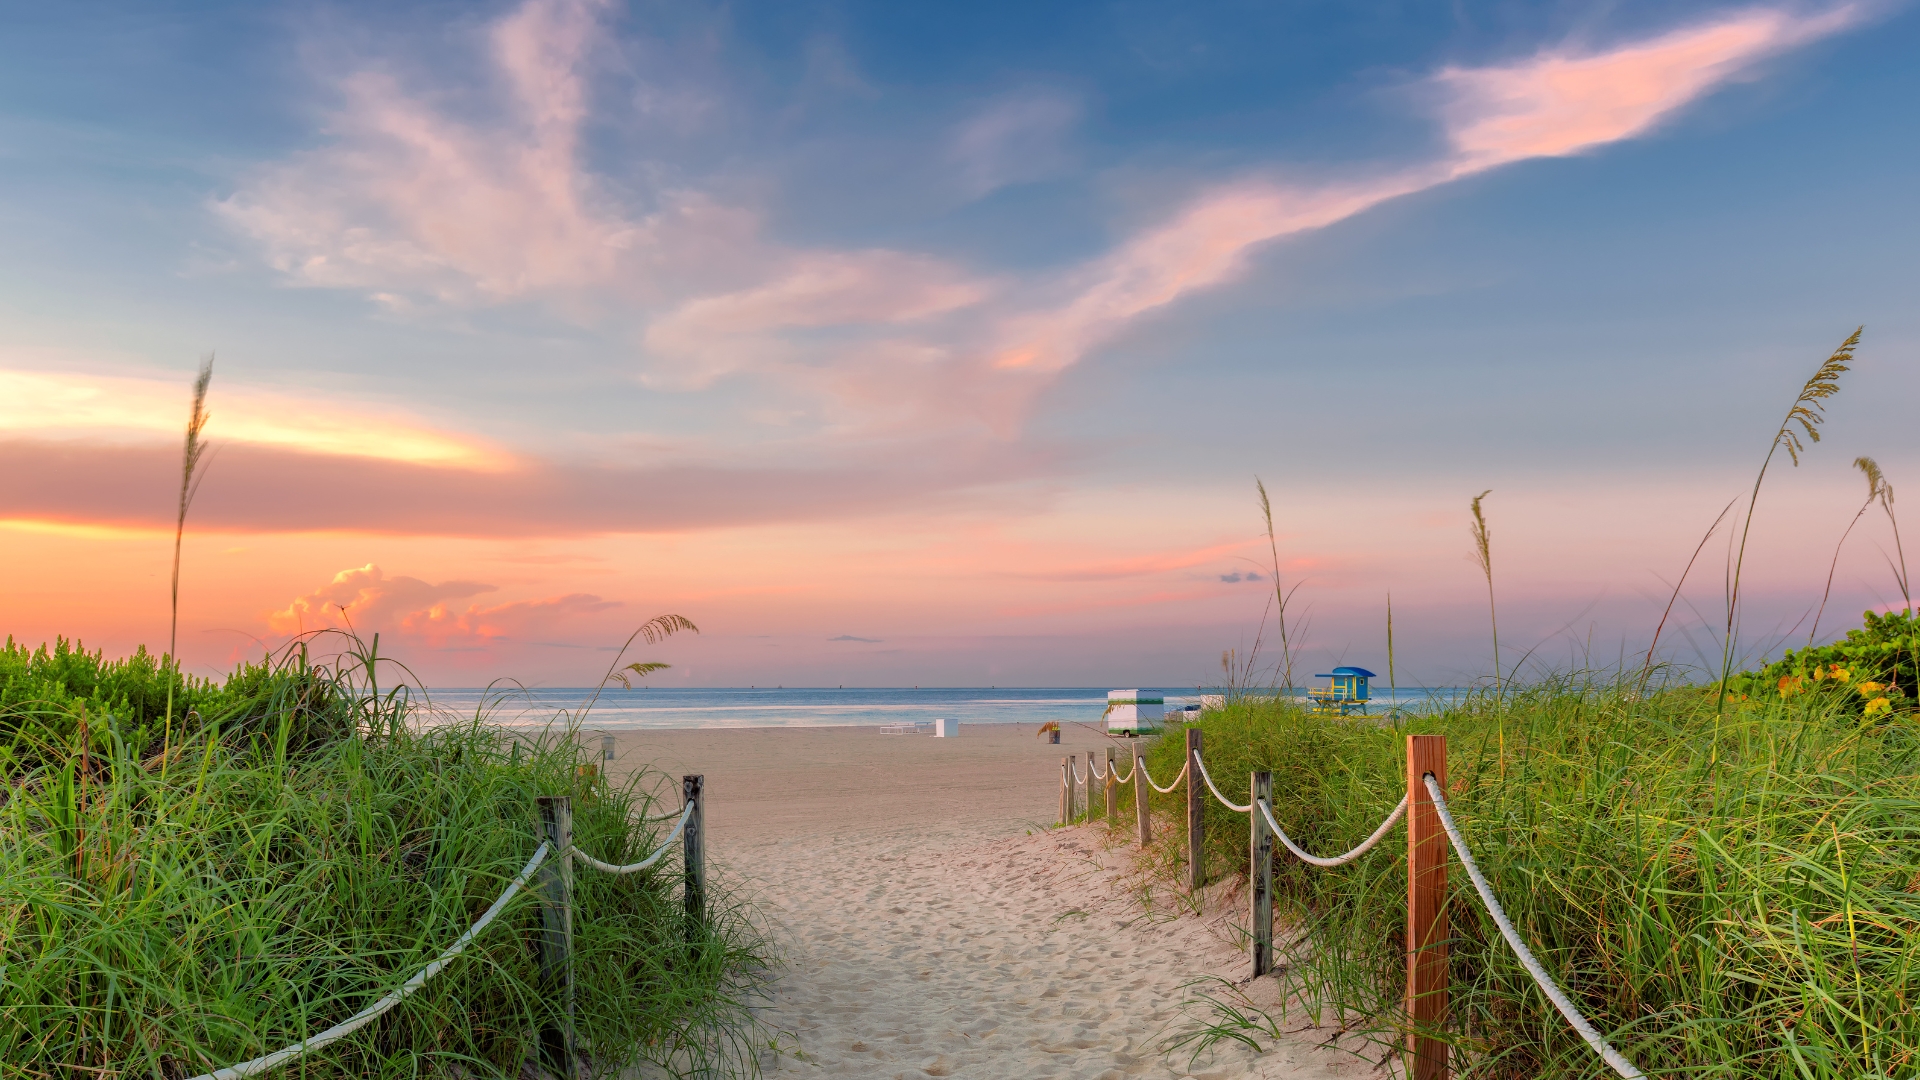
1;635;768;1079
1117;683;1920;1079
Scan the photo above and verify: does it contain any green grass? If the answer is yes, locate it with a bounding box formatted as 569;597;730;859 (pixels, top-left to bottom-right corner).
1;635;769;1078
1126;682;1920;1079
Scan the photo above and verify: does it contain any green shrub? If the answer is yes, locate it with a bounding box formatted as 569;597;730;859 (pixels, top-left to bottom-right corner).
0;637;767;1078
1729;609;1918;717
0;636;361;771
1136;682;1920;1078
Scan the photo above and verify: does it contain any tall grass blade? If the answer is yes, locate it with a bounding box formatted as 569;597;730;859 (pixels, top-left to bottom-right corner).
1470;490;1499;694
1256;478;1297;692
1719;328;1860;715
165;356;214;765
1641;498;1737;693
1809;459;1886;647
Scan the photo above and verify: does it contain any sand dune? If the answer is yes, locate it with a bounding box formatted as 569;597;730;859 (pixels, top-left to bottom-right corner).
610;724;1388;1079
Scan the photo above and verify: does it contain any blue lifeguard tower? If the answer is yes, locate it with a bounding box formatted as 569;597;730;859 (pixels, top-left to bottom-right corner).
1309;666;1376;715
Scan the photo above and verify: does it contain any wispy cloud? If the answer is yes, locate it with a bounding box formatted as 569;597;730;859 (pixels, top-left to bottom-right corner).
828;634;881;642
220;1;1864;440
982;5;1860;379
640;250;990;389
217;0;757;308
1434;6;1859;169
949;89;1082;198
0;436;1043;537
0;365;511;470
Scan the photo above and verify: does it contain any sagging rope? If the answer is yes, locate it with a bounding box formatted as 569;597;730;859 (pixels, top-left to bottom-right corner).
1142;757;1187;794
573;799;696;875
1111;756;1135;785
187;842;552;1080
1192;753;1251;812
1256;795;1406;868
1088;755;1107;781
1071;759;1087;784
1423;775;1645;1080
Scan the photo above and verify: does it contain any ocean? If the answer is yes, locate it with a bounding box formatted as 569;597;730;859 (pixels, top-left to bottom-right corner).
415;685;1462;730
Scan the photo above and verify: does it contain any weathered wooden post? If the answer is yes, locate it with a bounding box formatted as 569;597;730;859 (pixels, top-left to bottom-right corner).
1059;756;1069;826
1251;770;1274;977
1104;746;1117;821
1134;746;1150;847
535;796;576;1076
1186;728;1205;892
1406;735;1449;1080
683;774;705;935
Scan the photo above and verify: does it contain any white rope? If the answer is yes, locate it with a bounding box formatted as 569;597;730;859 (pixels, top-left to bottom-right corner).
1089;755;1107;781
1143;758;1188;794
187;842;551;1080
1112;756;1136;785
1193;753;1251;812
1422;776;1645;1080
572;799;695;875
1256;795;1406;868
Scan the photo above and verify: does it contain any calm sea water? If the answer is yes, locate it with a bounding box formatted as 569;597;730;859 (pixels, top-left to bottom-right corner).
415;686;1463;730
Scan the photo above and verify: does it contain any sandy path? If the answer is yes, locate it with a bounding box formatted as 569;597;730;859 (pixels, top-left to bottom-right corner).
608;725;1384;1079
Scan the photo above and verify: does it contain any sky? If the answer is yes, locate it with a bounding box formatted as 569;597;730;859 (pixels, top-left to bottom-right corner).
1;0;1916;688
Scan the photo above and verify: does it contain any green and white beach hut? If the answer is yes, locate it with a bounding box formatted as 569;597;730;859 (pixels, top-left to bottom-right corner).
1104;690;1164;735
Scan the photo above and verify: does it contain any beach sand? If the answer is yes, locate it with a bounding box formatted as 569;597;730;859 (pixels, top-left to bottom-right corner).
607;723;1387;1079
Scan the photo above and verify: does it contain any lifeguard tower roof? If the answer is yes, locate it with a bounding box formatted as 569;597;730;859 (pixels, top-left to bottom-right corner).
1314;666;1377;678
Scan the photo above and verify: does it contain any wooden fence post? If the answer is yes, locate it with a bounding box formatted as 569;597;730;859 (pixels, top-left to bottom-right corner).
1186;728;1205;892
683;774;705;936
1134;746;1150;847
1060;756;1069;826
1105;746;1117;821
1251;770;1274;977
535;796;576;1077
1406;735;1449;1080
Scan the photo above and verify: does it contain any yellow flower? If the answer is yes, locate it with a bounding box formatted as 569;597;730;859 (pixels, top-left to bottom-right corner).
1864;697;1893;717
1779;675;1804;696
1857;681;1885;695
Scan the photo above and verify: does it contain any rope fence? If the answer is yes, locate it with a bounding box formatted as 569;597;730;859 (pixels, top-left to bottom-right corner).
1424;775;1644;1080
1059;730;1645;1080
185;772;708;1080
188;842;554;1080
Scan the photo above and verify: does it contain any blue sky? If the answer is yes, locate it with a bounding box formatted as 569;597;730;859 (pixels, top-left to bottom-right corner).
1;0;1915;686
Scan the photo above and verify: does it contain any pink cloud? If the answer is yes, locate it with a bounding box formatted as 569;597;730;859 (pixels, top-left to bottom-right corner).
1435;6;1859;168
400;593;622;649
267;563;621;650
0;436;1051;537
218;0;761;307
983;5;1859;378
266;563;496;634
986;172;1437;373
222;2;1864;437
637;5;1862;431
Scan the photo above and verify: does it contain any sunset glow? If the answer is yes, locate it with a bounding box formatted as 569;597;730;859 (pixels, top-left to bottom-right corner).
3;0;1913;687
